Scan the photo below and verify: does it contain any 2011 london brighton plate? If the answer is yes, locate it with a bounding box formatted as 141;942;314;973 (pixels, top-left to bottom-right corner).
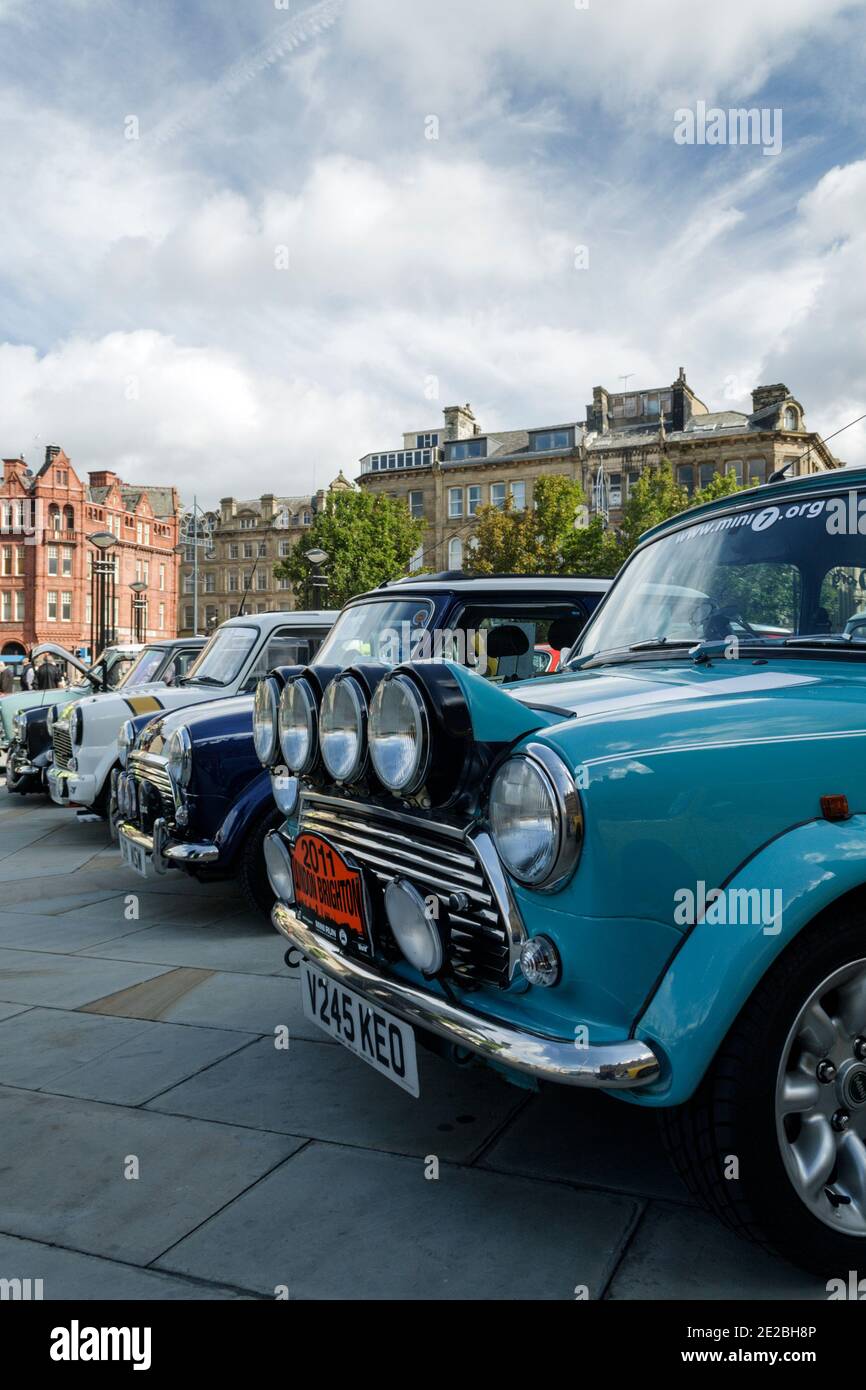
290;831;374;959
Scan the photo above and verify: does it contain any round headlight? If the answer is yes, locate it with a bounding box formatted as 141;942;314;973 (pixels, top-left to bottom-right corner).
368;674;430;794
118;719;136;769
385;878;443;975
47;704;58;734
71;705;84;747
165;725;192;788
263;831;295;903
253;677;280;765
489;746;582;889
278;678;317;773
11;713;24;742
271;768;299;817
320;676;367;783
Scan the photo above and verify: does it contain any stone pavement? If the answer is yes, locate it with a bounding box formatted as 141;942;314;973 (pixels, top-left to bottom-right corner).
0;791;829;1300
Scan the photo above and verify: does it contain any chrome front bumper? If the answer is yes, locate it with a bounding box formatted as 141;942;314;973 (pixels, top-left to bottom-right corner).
272;902;661;1090
118;819;220;872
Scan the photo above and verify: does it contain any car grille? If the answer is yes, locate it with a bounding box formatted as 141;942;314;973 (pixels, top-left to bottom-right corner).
128;750;177;828
298;790;517;989
52;725;73;770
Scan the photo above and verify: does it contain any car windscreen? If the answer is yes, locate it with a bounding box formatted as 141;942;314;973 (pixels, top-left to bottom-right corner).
573;491;866;660
313;599;435;666
183;626;258;686
118;647;165;688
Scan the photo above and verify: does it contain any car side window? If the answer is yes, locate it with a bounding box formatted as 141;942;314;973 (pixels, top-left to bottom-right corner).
454;604;590;682
249;629;328;680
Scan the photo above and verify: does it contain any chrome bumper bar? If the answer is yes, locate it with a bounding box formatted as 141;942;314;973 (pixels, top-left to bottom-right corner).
272;902;661;1090
118;819;219;872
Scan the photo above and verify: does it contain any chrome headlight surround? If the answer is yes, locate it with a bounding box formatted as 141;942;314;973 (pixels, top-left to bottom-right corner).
117;719;136;769
319;675;367;784
488;742;582;891
278;676;318;774
71;704;84;747
165;725;192;789
46;704;59;734
253;676;280;766
368;673;430;795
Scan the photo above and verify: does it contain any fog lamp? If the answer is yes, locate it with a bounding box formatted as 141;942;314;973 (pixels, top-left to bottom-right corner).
385;877;443;976
519;935;561;988
264;831;295;903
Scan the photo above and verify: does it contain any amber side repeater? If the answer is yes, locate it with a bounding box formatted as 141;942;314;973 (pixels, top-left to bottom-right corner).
821;794;850;821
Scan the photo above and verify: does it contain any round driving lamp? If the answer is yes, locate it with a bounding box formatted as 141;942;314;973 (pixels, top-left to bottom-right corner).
271;768;300;817
117;719;136;769
278;677;318;773
368;674;430;794
263;831;295;903
71;705;84;747
489;745;582;890
253;676;280;765
320;675;367;783
519;935;561;988
165;725;192;788
11;713;24;742
384;877;443;976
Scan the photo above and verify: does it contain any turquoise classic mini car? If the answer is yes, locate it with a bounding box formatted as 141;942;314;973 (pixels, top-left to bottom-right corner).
256;466;866;1275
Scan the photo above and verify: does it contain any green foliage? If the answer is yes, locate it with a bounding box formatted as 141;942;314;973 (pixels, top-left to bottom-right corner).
561;514;624;577
466;475;586;575
273;490;425;609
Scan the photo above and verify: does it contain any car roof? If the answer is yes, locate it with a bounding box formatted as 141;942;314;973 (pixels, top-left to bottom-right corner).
352;575;612;600
146;637;207;650
218;610;339;629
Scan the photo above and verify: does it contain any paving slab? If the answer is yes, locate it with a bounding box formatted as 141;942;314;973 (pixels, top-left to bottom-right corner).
0;910;145;954
80;919;289;975
0;1232;253;1300
606;1202;829;1300
0;846;105;882
147;1035;524;1160
0;1086;302;1264
482;1086;690;1202
0;1001;31;1021
156;1141;639;1299
58;889;249;928
81;966;324;1038
0;1006;253;1104
0;947;174;1009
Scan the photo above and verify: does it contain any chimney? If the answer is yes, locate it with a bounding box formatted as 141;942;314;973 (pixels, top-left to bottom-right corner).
587;386;610;434
44;444;62;467
751;383;790;415
260;494;275;522
88;469;119;488
442;403;478;441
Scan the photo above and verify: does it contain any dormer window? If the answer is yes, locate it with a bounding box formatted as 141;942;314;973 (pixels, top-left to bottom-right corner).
784;407;799;431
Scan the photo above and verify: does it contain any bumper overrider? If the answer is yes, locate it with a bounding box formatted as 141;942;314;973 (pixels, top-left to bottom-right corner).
117;817;220;872
272;901;661;1090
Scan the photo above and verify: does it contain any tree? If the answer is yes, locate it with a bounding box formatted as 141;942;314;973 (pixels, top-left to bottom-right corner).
273;490;425;608
617;460;690;555
561;513;625;577
466;475;586;575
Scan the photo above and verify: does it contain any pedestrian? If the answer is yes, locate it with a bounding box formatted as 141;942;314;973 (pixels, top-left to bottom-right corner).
0;662;13;695
35;655;60;690
21;654;36;690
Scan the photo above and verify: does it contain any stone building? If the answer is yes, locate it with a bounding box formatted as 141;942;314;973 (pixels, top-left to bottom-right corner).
178;474;353;634
0;446;180;663
357;375;841;565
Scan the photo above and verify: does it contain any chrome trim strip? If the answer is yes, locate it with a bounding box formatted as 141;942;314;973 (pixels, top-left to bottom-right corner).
273;904;660;1089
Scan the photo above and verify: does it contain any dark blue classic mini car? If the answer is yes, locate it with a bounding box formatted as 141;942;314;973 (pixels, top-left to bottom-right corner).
117;574;610;915
258;470;866;1275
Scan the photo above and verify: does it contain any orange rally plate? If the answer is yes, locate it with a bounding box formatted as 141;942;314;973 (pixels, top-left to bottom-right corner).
290;832;367;938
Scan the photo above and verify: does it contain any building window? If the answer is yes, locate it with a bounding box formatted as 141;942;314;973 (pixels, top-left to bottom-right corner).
784;407;798;431
677;465;694;495
303;512;312;525
61;547;73;577
490;483;507;509
61;591;72;622
510;481;526;511
725;459;744;484
64;505;74;531
448;537;463;570
408;490;424;519
277;577;291;591
159;602;165;631
408;543;424;573
0;546;10;576
48;505;61;532
466;485;482;517
0;592;10;621
46;590;58;620
608;474;622;508
626;470;640;497
204;572;216;593
243;542;253;559
531;429;572;451
258;542;267;558
415;433;438;448
85;594;91;625
185;606;194;629
446;439;486;462
229;543;239;559
447;487;463;519
279;540;290;557
15;592;24;621
747;458;767;485
256;572;268;591
238;517;256;529
159;563;166;591
699;463;716;489
47;545;58;576
228;571;239;592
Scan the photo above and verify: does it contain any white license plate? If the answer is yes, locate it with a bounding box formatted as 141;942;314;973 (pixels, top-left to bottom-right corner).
301;963;419;1097
119;829;149;878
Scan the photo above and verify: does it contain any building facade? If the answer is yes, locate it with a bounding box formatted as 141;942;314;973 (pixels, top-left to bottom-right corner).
177;474;353;634
0;446;180;662
357;376;842;566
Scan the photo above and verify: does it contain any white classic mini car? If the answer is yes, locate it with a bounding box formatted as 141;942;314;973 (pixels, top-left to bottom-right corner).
47;610;337;818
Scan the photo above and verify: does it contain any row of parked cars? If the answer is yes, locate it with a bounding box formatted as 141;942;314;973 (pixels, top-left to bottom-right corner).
6;464;866;1278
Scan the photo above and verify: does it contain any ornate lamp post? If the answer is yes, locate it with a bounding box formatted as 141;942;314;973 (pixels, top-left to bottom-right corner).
305;547;329;607
176;497;215;635
129;580;148;643
87;531;118;658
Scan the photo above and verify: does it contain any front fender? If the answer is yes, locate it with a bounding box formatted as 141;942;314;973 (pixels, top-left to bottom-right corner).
213;769;275;866
630;815;866;1106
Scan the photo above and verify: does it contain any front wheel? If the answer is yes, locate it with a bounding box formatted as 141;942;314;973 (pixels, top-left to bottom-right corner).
660;908;866;1275
237;806;284;920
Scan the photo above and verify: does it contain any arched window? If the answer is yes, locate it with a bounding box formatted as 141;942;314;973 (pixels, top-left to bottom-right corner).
63;505;74;532
784;407;798;431
448;537;464;570
48;504;61;531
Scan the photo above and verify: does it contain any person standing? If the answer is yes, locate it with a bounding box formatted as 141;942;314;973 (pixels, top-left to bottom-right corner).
21;654;36;691
35;655;60;690
0;663;13;695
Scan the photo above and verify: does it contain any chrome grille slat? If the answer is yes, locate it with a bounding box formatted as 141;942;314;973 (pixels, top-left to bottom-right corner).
299;791;514;988
52;726;72;770
129;751;176;821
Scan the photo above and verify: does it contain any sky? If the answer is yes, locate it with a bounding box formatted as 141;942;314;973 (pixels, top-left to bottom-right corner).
1;0;865;505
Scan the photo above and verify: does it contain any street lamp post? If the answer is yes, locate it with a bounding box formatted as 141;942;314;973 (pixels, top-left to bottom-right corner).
87;531;119;659
305;548;329;607
129;580;148;643
176;496;214;636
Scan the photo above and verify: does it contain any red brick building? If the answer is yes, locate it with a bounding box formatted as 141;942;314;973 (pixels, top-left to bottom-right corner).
0;446;181;662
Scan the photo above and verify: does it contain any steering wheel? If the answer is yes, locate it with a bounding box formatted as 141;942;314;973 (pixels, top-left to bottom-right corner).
694;599;760;641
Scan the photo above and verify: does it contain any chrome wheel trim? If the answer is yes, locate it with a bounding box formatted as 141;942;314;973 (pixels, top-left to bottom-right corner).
775;958;866;1236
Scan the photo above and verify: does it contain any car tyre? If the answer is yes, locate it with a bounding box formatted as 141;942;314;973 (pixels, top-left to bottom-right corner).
660;906;866;1276
237;805;283;919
